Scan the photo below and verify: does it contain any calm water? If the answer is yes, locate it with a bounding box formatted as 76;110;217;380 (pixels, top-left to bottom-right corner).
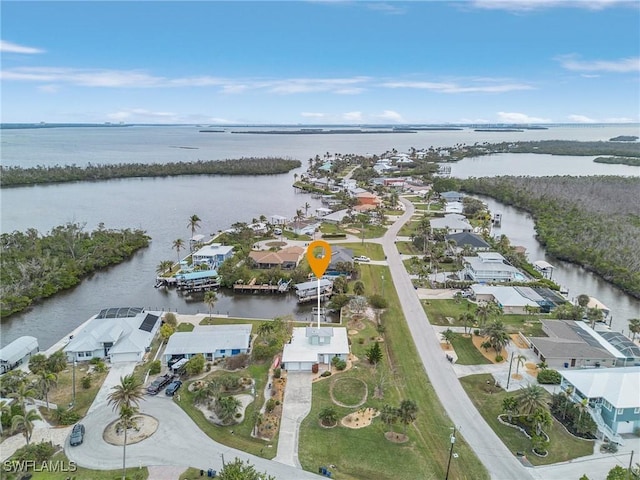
1;125;639;348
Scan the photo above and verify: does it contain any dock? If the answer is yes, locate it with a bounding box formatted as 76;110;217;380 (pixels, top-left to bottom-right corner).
233;278;292;294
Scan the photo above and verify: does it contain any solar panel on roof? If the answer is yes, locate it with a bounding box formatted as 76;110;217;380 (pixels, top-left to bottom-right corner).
139;314;159;332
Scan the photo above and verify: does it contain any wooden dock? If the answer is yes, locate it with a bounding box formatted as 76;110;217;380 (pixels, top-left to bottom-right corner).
233;278;291;294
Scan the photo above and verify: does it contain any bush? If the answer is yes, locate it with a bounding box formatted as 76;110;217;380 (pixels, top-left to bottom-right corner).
474;329;480;336
334;359;347;371
185;354;205;376
11;441;56;463
265;399;276;413
495;355;504;362
148;360;161;375
81;375;92;389
537;369;561;385
601;442;619;453
320;371;332;377
54;407;80;425
164;312;178;327
224;353;249;370
273;367;282;378
368;294;388;309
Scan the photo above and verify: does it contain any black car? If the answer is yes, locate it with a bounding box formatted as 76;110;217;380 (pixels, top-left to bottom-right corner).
165;380;182;396
70;423;85;446
146;374;174;395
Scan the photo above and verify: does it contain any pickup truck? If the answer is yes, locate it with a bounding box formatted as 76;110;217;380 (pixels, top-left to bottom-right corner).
146;373;174;395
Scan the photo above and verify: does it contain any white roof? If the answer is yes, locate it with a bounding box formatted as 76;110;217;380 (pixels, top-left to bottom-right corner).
430;217;472;231
163;325;252;356
282;327;349;364
322;209;350;222
533;260;554;270
470;285;538;308
295;278;333;291
0;336;38;363
586;297;610;315
192;243;234;258
561;366;640;408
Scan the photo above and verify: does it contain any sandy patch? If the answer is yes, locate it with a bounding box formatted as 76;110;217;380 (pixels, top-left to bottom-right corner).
384;431;409;443
440;343;453;351
103;414;158;446
341;407;379;429
348;329;359;335
194;393;254;425
525;362;539;377
510;334;529;349
471;335;507;363
344;228;361;234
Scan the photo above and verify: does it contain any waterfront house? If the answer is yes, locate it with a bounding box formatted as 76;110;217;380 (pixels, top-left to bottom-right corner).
282;327;349;372
430;214;473;234
526;320;622;369
597;331;640;367
327;246;354;276
288;219;321;236
446;232;491;252
269;215;288;225
163;324;252;364
444;201;464;214
461;252;526;283
321;208;350;224
356;191;382;206
560;366;640;442
191;243;234;269
248;246;304;269
295;278;333;303
470;285;540;314
64;307;161;363
0;336;39;373
440;191;465;203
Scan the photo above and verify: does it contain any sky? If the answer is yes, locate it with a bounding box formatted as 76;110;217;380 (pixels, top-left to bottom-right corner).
1;0;639;125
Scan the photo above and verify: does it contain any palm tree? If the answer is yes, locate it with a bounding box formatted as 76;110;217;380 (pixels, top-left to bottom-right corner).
107;374;144;480
204;291;218;317
441;328;456;345
172;238;185;263
303;202;311;217
502;396;518;423
380;404;398;435
11;409;41;446
353;281;365;296
628;318;640;341
0;399;12;435
215;396;242;424
37;371;57;410
294;209;304;223
576;294;590;308
513;354;527;377
531;407;552;436
458;312;475;335
9;382;36;413
482;320;510;355
318;406;338;427
156;260;174;275
187;214;201;249
586;307;603;329
397;400;418;435
515;385;548;417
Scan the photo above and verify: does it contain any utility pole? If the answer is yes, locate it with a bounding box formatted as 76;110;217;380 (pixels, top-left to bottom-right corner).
506;351;515;390
628;450;634;480
445;426;456;480
71;360;77;406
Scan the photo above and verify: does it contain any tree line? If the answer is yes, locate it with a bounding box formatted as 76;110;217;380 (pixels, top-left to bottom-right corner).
459;175;640;298
0;222;150;317
0;157;302;187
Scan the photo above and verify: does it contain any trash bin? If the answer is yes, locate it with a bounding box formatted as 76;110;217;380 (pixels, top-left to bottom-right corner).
564;362;569;368
207;469;214;477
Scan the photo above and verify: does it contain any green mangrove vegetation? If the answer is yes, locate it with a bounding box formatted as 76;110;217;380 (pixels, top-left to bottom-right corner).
459;176;640;298
0;157;302;187
594;156;640;166
0;223;150;317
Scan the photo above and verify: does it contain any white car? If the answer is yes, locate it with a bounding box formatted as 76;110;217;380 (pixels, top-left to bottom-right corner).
353;256;371;263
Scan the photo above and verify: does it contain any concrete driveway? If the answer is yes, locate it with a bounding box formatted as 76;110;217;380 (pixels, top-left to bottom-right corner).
66;393;320;479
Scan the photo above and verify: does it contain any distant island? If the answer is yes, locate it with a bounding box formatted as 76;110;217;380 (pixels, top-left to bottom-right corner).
0;123;133;129
594;156;640;166
229;129;415;135
609;135;639;142
474;128;524;132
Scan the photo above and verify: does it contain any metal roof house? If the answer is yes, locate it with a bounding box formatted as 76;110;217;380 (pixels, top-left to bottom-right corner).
560;366;640;442
64;308;161;363
163;324;252;364
191;243;234;269
462;252;526;283
282;327;349;372
0;336;39;374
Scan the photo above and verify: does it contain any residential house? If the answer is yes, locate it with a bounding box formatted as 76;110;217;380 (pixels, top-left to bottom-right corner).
470;285;541;314
462;252;526;283
327;247;354;277
356;192;382;206
321;208;350;224
269;215;288;225
444;201;464;214
0;336;39;374
248;246;304;269
446;232;491;252
560;367;640;441
191;243;234;269
288;219;321;236
64;308;162;363
163;324;252;364
440;191;465;203
598;331;640;367
282;327;350;371
527;320;622;369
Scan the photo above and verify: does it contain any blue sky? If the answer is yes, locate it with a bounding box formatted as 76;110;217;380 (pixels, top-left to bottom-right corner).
1;1;639;124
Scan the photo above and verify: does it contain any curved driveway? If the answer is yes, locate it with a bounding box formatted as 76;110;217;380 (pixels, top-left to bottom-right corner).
382;198;533;480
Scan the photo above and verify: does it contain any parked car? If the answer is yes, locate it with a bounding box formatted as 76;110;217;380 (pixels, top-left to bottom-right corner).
165;380;182;396
146;373;174;395
353;256;370;263
70;423;85;446
273;227;282;235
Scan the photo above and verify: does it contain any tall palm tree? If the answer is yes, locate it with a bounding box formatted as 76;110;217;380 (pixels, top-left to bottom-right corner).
397;400;418;435
303;202;311;217
482;320;510;355
204;291;218;317
380;404;398;435
628;318;640;341
107;375;144;480
172;238;185;263
502;396;518;423
37;371;57;410
0;400;12;435
9;382;36;414
515;385;548;417
458;312;475;335
156;260;174;275
352;281;365;296
187;214;201;250
216;396;242;424
11;409;41;446
513;354;527;376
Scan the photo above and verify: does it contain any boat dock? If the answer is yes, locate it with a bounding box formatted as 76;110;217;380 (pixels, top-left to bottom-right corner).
233;278;292;294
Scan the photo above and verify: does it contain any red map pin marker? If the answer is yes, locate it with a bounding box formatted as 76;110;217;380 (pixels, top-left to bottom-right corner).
306;240;332;278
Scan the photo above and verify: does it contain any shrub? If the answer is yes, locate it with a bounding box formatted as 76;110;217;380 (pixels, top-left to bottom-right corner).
224;353;249;370
600;442;619;453
334;359;347;371
185;354;205;376
164;312;178;327
265;399;276;413
11;441;56;463
495;355;504;362
474;329;480;336
273;367;282;379
81;375;92;389
148;360;161;375
53;407;80;425
368;294;388;309
537;369;561;385
320;371;332;377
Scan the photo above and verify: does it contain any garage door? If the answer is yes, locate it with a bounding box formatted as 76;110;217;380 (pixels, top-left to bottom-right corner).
616;421;635;434
111;352;140;363
286;362;301;371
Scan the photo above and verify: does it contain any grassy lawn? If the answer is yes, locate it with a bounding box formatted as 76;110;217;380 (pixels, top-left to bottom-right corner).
331;376;368;406
199;317;266;328
299;265;489;480
397;220;419;237
177;322;195;332
449;334;492;365
23;451;148;480
330;242;385;260
460;374;594;465
174;362;276;459
396;241;421;255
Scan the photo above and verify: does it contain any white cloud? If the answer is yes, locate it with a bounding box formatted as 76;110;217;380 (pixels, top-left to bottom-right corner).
367;3;407;15
459;118;491;124
580;74;600;78
557;55;640;73
469;0;637;12
567;114;597;123
376;110;406;123
0;40;45;54
301;112;326;118
343;111;363;122
37;84;59;93
603;117;637;123
497;112;551;123
107;108;176;122
381;80;533;93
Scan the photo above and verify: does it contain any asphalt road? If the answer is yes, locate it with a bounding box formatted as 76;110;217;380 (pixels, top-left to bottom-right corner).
381;198;534;480
66;392;321;479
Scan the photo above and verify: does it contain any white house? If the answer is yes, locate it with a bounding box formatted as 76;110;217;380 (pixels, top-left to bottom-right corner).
462;252;526;283
191;243;234;268
444;201;464;214
430;214;473;234
163;324;252;364
282;327;350;371
64;308;162;363
0;336;39;373
470;285;540;314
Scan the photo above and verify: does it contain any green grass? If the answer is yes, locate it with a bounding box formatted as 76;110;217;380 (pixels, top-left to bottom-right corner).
22;451;148;480
299;264;489;480
397;220;419;237
396;241;421;255
329;242;385;260
331;376;368;406
174;362;276;459
460;374;594;465
177;322;195;332
449;334;492;365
